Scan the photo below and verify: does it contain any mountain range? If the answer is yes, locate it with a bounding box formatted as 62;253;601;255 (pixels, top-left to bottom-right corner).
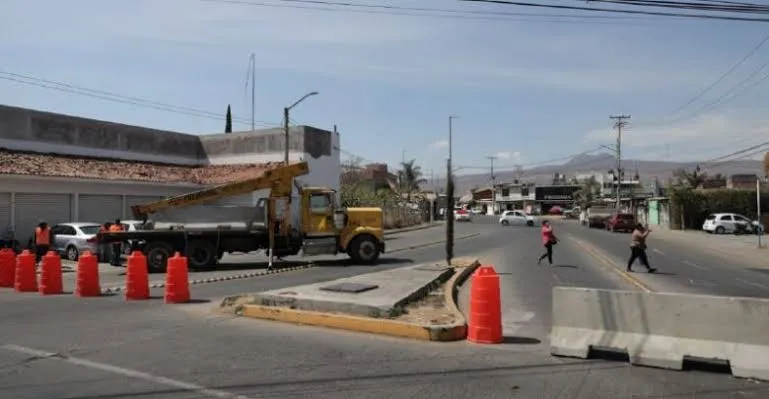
424;153;765;195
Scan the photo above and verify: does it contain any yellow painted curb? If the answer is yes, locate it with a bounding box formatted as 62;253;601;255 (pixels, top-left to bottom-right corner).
238;258;481;342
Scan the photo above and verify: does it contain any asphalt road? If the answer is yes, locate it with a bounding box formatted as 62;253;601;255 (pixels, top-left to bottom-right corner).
554;219;769;297
1;218;768;398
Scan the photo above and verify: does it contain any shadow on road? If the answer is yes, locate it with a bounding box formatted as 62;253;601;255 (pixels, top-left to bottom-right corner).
212;257;414;271
502;336;541;345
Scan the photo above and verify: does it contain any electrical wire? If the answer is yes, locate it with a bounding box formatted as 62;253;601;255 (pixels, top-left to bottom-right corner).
0;71;280;128
461;0;769;22
199;0;689;25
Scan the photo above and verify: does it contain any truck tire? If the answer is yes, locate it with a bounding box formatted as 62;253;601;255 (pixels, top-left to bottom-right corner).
348;234;380;264
186;239;217;271
145;241;173;273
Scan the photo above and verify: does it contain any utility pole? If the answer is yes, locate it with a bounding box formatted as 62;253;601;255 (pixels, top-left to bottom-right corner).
249;53;255;131
486;155;497;214
283;91;319;164
610;115;630;211
446;115;458;266
758;177;763;248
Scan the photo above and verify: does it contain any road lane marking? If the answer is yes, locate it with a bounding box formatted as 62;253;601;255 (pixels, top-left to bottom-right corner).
736;278;769;290
566;234;653;293
502;311;536;335
1;344;256;399
682;260;708;270
652;248;665;256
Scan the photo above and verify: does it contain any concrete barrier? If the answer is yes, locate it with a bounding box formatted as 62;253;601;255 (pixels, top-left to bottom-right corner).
550;287;769;381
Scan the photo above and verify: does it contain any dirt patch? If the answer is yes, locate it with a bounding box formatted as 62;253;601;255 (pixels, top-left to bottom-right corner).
219;294;258;315
394;282;457;325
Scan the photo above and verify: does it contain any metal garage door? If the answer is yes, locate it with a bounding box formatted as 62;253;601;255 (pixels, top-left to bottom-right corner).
0;193;10;234
14;193;72;243
124;196;164;219
79;194;123;223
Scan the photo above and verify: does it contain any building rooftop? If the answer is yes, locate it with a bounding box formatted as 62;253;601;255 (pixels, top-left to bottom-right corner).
0;149;276;185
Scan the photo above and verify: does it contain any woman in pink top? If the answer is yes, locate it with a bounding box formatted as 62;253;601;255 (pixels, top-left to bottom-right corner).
538;220;558;266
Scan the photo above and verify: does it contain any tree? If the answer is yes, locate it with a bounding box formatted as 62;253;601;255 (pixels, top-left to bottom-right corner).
672;166;707;189
573;176;600;208
397;159;427;201
339;157;397;208
225;104;232;133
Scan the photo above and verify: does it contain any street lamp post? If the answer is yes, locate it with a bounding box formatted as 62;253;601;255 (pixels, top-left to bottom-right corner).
446;115;458;266
758;176;765;248
283;91;319;163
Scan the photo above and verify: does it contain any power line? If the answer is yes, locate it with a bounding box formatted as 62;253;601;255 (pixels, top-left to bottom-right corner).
200;0;689;25
0;70;280;128
461;0;769;21
587;0;769;13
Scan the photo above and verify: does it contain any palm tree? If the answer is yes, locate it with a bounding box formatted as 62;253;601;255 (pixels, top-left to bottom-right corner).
398;159;427;201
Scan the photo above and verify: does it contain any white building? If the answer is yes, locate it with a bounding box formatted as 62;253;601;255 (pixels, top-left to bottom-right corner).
0;104;341;242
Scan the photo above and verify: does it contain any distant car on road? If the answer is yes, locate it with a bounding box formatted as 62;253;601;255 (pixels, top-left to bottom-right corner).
498;210;538;227
50;222;101;261
606;213;636;233
454;209;472;222
702;212;764;235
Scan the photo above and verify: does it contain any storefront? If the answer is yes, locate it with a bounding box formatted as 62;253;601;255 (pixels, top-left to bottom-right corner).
535;185;580;214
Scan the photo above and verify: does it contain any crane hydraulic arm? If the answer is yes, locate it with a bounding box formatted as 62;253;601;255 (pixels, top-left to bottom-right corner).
131;161;310;220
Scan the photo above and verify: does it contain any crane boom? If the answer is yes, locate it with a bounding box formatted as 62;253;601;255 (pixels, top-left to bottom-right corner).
131;161;310;220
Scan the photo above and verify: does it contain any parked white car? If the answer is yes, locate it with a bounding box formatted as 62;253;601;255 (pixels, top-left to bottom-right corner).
499;210;539;227
702;212;764;234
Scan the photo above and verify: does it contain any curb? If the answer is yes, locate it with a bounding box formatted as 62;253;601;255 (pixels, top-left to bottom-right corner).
99;264;314;295
237;258;481;342
388;233;481;254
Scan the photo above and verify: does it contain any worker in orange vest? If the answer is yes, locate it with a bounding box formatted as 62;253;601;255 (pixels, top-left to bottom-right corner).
108;219;124;266
34;221;51;264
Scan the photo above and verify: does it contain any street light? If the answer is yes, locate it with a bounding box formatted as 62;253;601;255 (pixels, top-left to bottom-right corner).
446;115;459;266
283;91;319;163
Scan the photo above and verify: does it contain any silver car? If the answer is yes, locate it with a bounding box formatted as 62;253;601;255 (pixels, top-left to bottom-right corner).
51;222;101;261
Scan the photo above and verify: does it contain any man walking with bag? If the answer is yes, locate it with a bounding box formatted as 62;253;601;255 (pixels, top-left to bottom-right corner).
628;223;657;273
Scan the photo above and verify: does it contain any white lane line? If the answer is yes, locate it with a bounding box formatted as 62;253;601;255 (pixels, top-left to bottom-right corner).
652;249;665;256
682;260;708;270
736;278;769;290
1;344;256;399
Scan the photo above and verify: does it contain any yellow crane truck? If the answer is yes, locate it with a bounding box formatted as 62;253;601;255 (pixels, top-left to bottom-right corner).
98;161;385;272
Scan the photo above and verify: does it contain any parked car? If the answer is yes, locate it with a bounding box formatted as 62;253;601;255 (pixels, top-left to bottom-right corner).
50;222;101;261
606;213;636;233
702;213;765;235
499;210;539;227
454;209;472;222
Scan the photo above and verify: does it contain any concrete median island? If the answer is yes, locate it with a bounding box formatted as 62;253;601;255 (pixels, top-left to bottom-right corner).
219;257;481;341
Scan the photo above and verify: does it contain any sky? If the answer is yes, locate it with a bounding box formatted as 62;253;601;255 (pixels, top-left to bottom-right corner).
2;0;769;178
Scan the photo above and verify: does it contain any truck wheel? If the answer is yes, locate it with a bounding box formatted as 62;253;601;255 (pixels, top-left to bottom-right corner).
186;239;217;271
348;235;380;264
145;241;173;273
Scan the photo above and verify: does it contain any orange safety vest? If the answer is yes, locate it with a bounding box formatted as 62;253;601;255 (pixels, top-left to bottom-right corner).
108;224;123;232
35;227;51;246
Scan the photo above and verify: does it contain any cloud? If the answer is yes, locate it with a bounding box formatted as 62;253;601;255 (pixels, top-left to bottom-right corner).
495;151;522;162
429;139;449;150
582;110;769;162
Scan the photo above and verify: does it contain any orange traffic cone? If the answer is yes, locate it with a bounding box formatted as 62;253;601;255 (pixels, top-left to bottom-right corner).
14;250;37;293
0;248;15;288
467;265;503;344
125;251;149;300
39;251;63;295
164;252;190;304
75;251;101;297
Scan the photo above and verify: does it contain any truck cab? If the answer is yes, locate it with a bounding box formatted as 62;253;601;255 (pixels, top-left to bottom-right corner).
297;187;385;263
